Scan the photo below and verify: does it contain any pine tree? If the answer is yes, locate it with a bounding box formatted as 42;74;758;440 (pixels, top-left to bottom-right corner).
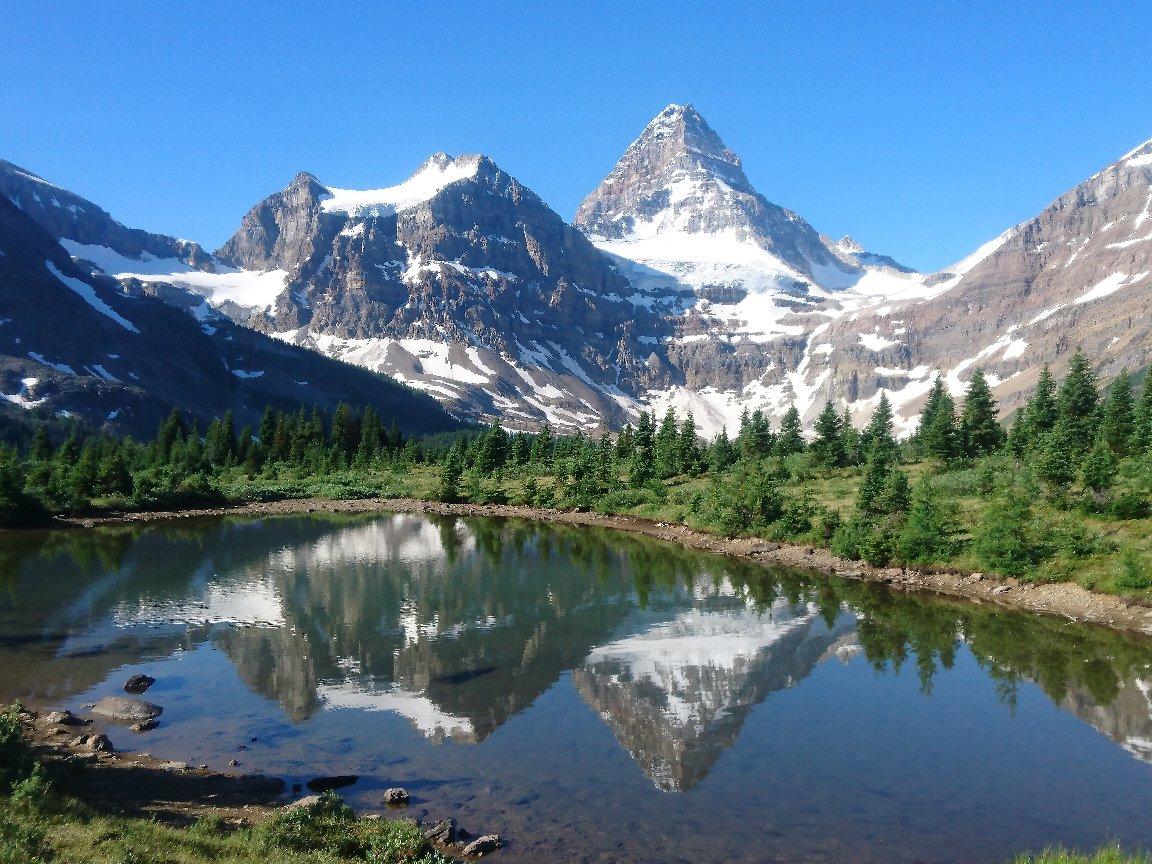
1099;371;1135;456
655;407;680;477
877;466;911;514
1025;364;1059;445
155;409;186;462
862;393;898;464
917;376;959;462
1080;439;1118;494
774;406;805;458
975;490;1040;576
96;448;133;496
857;446;894;515
708;428;737;473
840;409;862;465
810;401;845;469
959;368;1004;457
437;445;465;503
1056;349;1099;454
530;424;554;465
1134;375;1152;453
1035;422;1078;489
29;427;53;463
677;414;699;474
897;476;954;564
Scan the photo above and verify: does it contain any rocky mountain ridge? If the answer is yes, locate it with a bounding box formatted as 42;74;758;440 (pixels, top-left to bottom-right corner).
4;109;1151;437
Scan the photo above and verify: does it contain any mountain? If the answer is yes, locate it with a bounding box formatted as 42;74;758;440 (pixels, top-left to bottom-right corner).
575;104;930;434
0;165;457;437
77;154;677;430
802;136;1152;431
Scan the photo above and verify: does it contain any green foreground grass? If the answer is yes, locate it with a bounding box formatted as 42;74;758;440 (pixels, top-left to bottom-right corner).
1014;848;1152;864
0;708;449;864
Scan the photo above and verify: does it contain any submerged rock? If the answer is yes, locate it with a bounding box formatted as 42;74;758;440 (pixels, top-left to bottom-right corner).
462;835;501;857
91;696;163;723
130;719;159;733
383;787;409;806
306;775;358;793
124;674;155;694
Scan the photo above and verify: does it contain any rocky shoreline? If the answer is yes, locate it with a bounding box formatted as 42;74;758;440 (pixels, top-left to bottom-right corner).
56;496;1152;638
16;699;502;859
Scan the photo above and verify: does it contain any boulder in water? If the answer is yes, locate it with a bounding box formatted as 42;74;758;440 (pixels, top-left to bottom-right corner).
90;696;163;723
123;674;155;694
462;835;501;857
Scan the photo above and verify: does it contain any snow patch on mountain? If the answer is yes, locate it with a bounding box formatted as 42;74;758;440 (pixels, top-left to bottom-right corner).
320;154;481;217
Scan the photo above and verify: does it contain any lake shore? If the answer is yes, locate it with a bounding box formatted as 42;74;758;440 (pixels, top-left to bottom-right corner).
55;495;1152;638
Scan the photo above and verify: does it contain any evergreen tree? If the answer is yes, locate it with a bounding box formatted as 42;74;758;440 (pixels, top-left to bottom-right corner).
96;448;133;496
655;407;680;477
773;406;805;458
437;445;465;503
1056;349;1099;453
975;489;1040;576
708;428;737;474
329;404;354;465
29;427;53;463
1099;371;1135;455
677;414;699;474
897;476;954;563
840;409;862;465
1134;375;1152;453
857;446;894;515
1080;439;1118;495
530;424;554;465
959;368;1004;457
917;376;959;462
810;401;845;469
877;467;911;514
861;393;898;464
1025;364;1059;445
155;409;186;462
1035;422;1078;489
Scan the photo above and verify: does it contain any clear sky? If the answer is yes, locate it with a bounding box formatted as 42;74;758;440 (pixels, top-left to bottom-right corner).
3;1;1150;272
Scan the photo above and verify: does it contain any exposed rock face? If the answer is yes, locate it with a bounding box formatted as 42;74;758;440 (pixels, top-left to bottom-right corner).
0;189;457;438
212;154;675;428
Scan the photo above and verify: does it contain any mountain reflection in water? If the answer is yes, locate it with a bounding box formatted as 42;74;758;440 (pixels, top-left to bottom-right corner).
4;513;1152;862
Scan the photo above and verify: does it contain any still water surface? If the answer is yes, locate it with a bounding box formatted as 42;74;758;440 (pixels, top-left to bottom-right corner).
3;513;1152;863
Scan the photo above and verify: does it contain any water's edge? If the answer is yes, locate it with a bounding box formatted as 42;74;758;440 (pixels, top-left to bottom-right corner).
40;496;1152;637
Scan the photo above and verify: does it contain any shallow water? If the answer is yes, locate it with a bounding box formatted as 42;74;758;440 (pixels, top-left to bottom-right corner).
3;512;1152;863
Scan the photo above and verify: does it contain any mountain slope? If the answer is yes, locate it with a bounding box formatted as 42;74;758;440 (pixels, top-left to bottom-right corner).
0;189;457;437
801;136;1152;431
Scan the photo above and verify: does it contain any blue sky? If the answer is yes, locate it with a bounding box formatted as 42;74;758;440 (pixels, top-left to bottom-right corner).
3;1;1150;271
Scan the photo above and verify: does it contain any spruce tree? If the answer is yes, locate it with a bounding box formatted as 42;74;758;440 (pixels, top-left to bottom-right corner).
840;409;862;465
1099;371;1135;455
1080;439;1117;494
677;414;699;474
774;406;805;458
1035;422;1078;489
974;490;1040;576
862;393;898;464
1056;349;1099;454
959;368;1004;457
1026;364;1059;445
897;476;954;564
1134;375;1152;453
810;401;845;469
29;427;52;463
917;376;959;462
708;428;737;473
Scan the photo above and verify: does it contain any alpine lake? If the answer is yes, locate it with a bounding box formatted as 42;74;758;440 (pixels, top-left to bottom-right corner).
3;512;1152;863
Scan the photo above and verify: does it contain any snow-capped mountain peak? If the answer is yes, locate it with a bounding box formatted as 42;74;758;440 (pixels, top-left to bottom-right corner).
318;153;483;217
